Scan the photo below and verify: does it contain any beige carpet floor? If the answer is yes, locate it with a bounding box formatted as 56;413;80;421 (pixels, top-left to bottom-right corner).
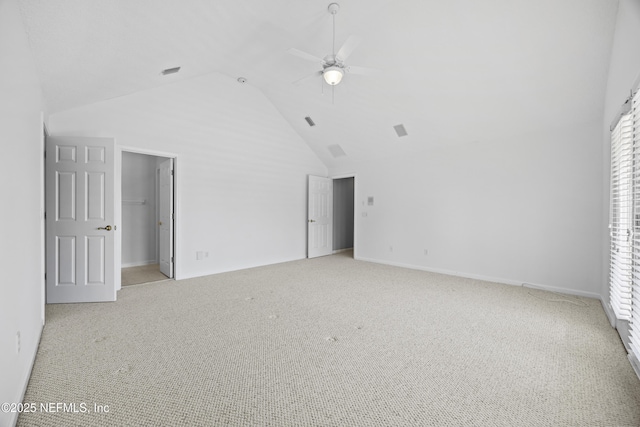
121;263;169;286
18;253;640;426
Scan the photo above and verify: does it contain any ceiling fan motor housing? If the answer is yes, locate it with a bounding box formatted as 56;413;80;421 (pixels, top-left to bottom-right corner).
323;54;343;68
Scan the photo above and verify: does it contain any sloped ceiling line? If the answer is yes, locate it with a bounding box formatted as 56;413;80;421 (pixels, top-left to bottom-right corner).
19;0;619;168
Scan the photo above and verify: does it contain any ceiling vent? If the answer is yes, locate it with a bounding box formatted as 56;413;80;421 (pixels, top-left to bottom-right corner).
393;124;408;137
161;66;181;76
304;116;316;127
328;144;346;158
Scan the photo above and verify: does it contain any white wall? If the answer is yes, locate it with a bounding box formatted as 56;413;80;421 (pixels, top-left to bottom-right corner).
601;0;640;312
121;152;159;267
49;73;327;279
0;0;46;425
332;120;603;298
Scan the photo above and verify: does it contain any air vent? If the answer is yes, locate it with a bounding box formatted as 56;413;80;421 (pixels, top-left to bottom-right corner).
161;67;181;76
328;144;346;158
393;124;408;137
304;116;316;127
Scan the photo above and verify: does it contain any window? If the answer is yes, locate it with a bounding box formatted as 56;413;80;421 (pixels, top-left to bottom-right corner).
630;90;640;368
610;89;640;376
610;113;633;321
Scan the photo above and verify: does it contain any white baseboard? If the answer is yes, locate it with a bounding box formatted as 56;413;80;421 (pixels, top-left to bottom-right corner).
601;298;617;328
598;294;638;378
121;260;157;268
519;281;601;300
629;353;640;381
354;256;601;300
10;322;44;427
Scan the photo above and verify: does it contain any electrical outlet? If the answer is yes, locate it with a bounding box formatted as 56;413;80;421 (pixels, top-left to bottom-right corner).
424;249;429;255
16;331;20;354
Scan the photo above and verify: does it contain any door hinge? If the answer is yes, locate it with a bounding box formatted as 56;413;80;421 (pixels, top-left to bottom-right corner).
171;169;174;176
171;213;174;220
171;257;174;263
44;212;46;219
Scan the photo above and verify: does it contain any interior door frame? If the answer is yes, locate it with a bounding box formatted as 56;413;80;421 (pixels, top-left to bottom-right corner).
331;173;357;259
40;120;47;314
119;146;179;283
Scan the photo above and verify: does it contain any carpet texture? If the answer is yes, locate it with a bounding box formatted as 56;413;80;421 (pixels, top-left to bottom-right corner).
121;264;169;286
18;253;640;426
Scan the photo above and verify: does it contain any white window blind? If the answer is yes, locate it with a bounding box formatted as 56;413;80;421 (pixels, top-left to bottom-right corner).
610;113;633;320
630;89;640;362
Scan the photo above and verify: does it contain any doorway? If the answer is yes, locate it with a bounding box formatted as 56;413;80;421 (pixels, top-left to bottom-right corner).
333;177;354;256
307;174;355;259
121;151;174;286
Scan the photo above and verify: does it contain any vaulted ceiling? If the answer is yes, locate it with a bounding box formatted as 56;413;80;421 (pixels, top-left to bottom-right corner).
18;0;619;167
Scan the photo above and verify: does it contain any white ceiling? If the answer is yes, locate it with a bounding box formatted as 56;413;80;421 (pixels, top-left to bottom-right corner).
18;0;619;167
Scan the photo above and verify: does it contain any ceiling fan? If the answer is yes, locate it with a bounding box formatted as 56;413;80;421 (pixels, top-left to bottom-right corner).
287;3;377;87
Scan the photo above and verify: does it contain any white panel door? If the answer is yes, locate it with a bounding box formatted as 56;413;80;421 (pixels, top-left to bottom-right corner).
46;136;116;303
158;158;174;278
308;175;333;258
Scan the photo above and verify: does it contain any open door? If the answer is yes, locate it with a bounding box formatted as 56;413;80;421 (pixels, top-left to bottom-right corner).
158;158;174;278
308;175;333;258
46;136;117;303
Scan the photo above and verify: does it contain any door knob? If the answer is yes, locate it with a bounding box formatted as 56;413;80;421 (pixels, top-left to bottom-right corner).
97;225;112;231
308;219;316;223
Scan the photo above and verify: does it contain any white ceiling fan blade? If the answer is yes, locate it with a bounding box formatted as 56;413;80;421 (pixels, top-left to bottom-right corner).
287;48;325;64
292;70;323;85
346;65;379;76
336;35;362;62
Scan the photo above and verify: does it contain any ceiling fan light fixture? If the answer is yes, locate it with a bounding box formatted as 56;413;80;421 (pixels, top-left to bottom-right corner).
323;66;344;85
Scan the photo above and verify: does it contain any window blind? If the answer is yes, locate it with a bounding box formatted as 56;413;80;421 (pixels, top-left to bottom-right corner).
630;90;640;363
610;113;633;320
